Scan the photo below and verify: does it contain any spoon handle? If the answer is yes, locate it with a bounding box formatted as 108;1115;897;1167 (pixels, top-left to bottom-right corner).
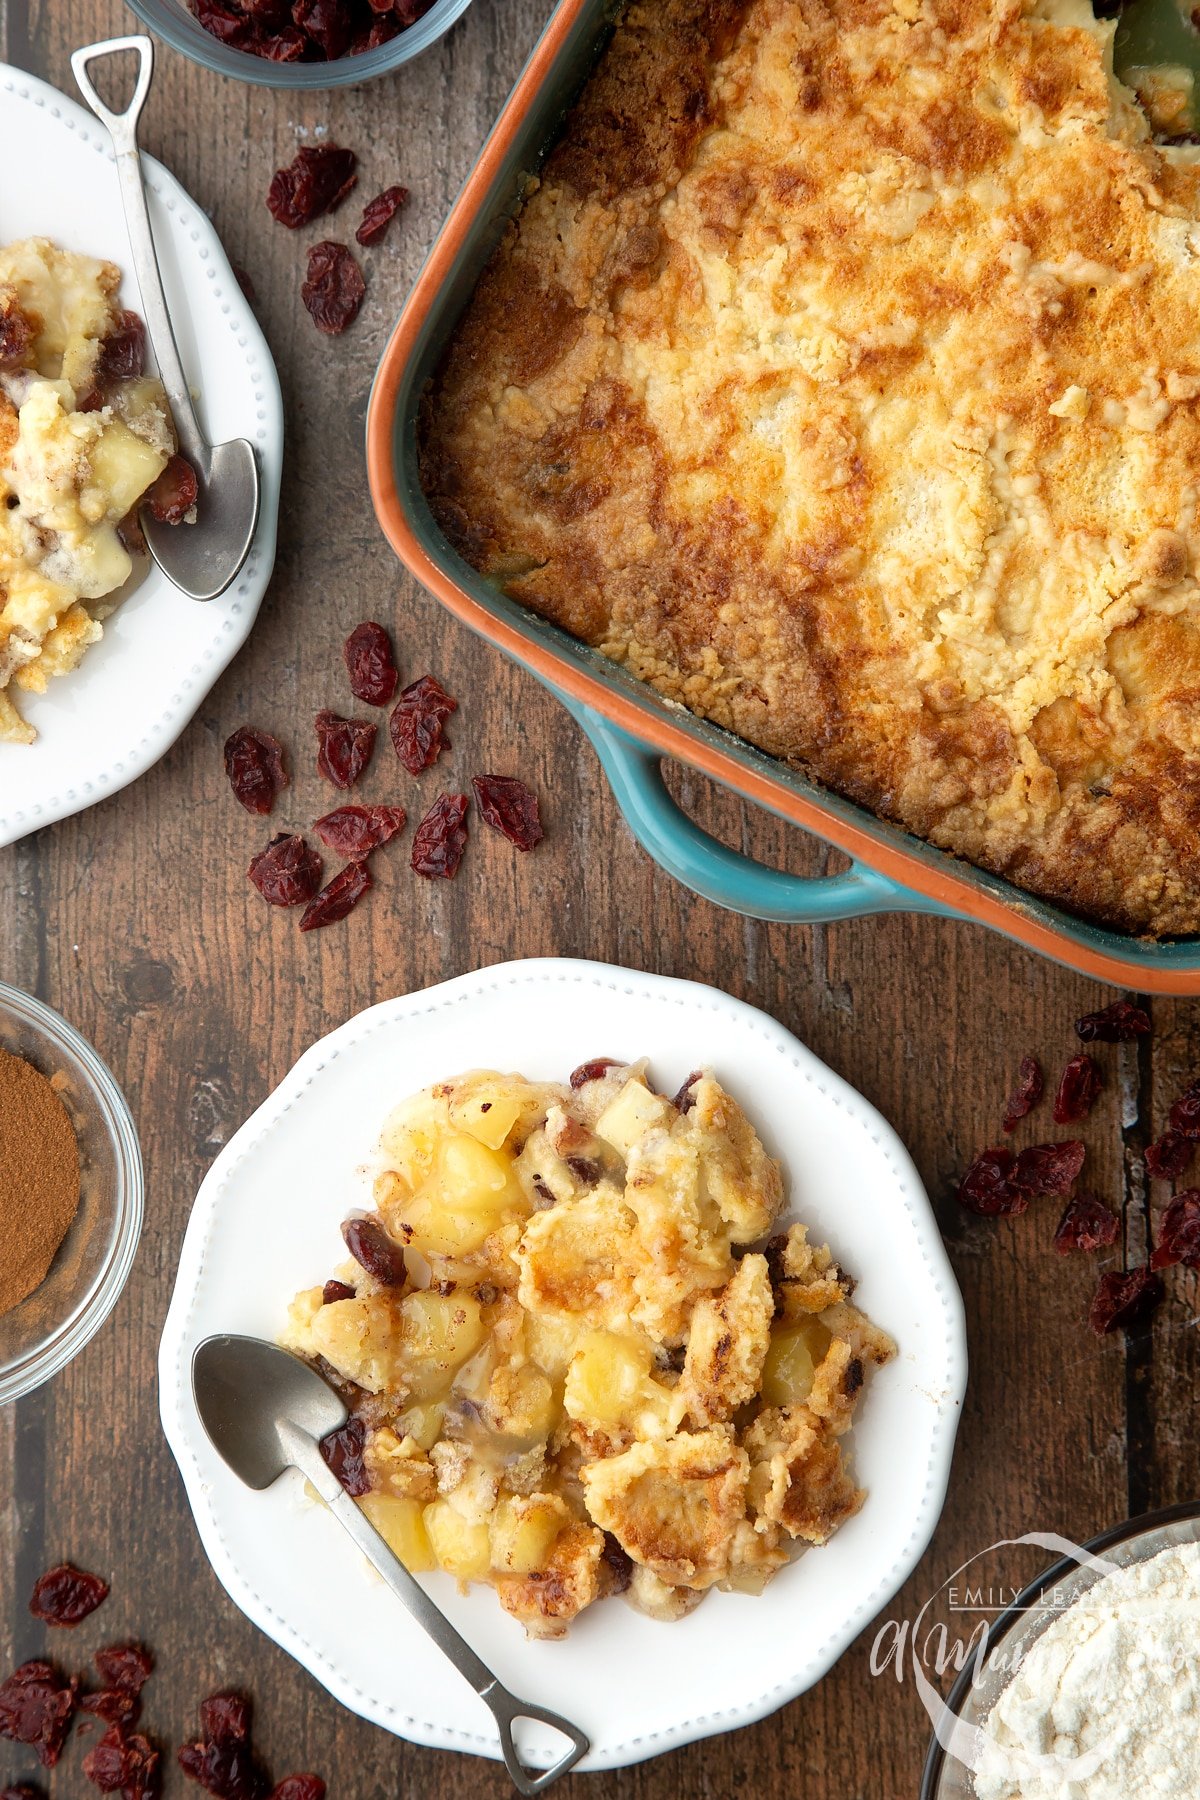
70;36;208;472
283;1424;590;1796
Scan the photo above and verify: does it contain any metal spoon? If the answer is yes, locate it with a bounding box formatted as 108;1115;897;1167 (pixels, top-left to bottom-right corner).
192;1334;591;1796
70;36;259;602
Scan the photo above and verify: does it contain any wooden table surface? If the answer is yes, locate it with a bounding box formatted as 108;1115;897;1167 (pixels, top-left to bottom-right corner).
1;2;1196;1794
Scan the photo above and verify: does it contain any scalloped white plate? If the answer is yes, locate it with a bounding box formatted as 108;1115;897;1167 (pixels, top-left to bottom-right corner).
0;61;282;846
159;959;967;1772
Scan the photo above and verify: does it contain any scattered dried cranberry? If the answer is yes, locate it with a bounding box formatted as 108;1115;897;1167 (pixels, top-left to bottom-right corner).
224;728;288;816
248;835;323;908
267;146;357;229
147;454;199;525
80;1689;140;1726
82;1723;160;1798
199;1694;250;1748
0;1661;77;1766
1075;999;1151;1043
96;311;146;383
1053;1054;1102;1125
298;860;372;931
1151;1191;1200;1271
570;1058;620;1089
301;241;365;336
1169;1081;1200;1138
312;805;405;857
319;1416;370;1497
269;1780;325;1800
957;1148;1025;1216
672;1071;703;1112
177;1737;266;1799
1010;1140;1086;1198
410;792;469;878
1089;1265;1163;1335
341;1216;405;1285
1145;1128;1195;1181
472;775;543;850
315;709;376;788
355;185;408;247
321;1279;355;1304
1001;1055;1043;1133
94;1647;153;1699
1052;1192;1119;1253
343;622;398;706
30;1564;109;1626
389;675;456;774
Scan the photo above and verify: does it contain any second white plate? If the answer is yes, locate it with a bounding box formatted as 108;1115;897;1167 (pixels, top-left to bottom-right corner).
159;958;967;1772
0;59;283;846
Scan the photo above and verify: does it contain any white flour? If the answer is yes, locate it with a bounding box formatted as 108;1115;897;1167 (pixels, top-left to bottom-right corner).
974;1540;1200;1800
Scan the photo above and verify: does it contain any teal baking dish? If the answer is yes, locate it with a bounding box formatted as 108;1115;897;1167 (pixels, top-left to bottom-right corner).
366;0;1200;993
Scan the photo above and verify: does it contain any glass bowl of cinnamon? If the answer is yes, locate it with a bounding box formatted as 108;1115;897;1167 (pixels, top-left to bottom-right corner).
0;982;143;1403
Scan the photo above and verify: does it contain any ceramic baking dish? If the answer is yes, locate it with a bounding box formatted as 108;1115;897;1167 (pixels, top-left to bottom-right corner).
365;0;1200;994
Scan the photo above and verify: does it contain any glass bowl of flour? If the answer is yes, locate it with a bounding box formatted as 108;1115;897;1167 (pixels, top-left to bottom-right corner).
921;1503;1200;1800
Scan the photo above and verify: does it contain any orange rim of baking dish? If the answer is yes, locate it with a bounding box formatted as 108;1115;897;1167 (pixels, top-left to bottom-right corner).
366;0;1200;994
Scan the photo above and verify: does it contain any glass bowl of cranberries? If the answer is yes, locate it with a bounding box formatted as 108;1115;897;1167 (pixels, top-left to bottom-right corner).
0;982;144;1405
124;0;475;86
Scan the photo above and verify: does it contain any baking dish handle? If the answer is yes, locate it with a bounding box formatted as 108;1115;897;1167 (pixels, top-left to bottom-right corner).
568;704;949;923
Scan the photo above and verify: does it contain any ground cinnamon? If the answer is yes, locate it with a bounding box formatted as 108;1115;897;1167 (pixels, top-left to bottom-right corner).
0;1046;80;1316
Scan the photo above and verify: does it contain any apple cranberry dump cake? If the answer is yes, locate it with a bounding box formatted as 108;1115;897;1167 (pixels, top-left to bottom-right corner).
284;1060;893;1636
421;0;1200;934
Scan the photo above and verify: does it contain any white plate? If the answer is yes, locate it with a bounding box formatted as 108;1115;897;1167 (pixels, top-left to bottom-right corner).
0;61;283;846
159;959;967;1772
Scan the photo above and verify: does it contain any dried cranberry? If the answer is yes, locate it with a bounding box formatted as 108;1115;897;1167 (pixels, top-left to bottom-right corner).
1075;999;1151;1043
1001;1055;1043;1133
82;1723;160;1798
600;1534;633;1595
199;1694;250;1747
1150;1191;1200;1270
672;1071;703;1112
1053;1054;1102;1124
343;622;398;706
1169;1081;1200;1138
269;1783;325;1800
341;1216;405;1284
315;710;375;788
570;1058;620;1089
322;1279;355;1304
957;1148;1025;1216
267;147;357;229
298;860;372;932
248;835;323;908
0;1661;77;1766
291;0;352;58
177;1737;266;1799
96;311;146;382
566;1155;602;1185
319;1416;370;1497
261;27;307;57
312;805;405;857
224;728;288;816
1089;1265;1163;1335
81;1689;140;1726
356;185;409;247
1010;1140;1086;1198
190;0;251;44
410;793;469;878
472;775;543;850
301;241;365;336
389;675;456;775
147;454;199;525
117;508;148;557
0;297;34;366
30;1563;109;1625
93;1647;153;1699
1052;1192;1119;1253
1145;1128;1195;1181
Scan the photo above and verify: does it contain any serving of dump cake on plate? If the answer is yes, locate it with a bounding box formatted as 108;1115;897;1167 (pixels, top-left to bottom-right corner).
421;0;1200;935
283;1057;893;1637
0;237;187;745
